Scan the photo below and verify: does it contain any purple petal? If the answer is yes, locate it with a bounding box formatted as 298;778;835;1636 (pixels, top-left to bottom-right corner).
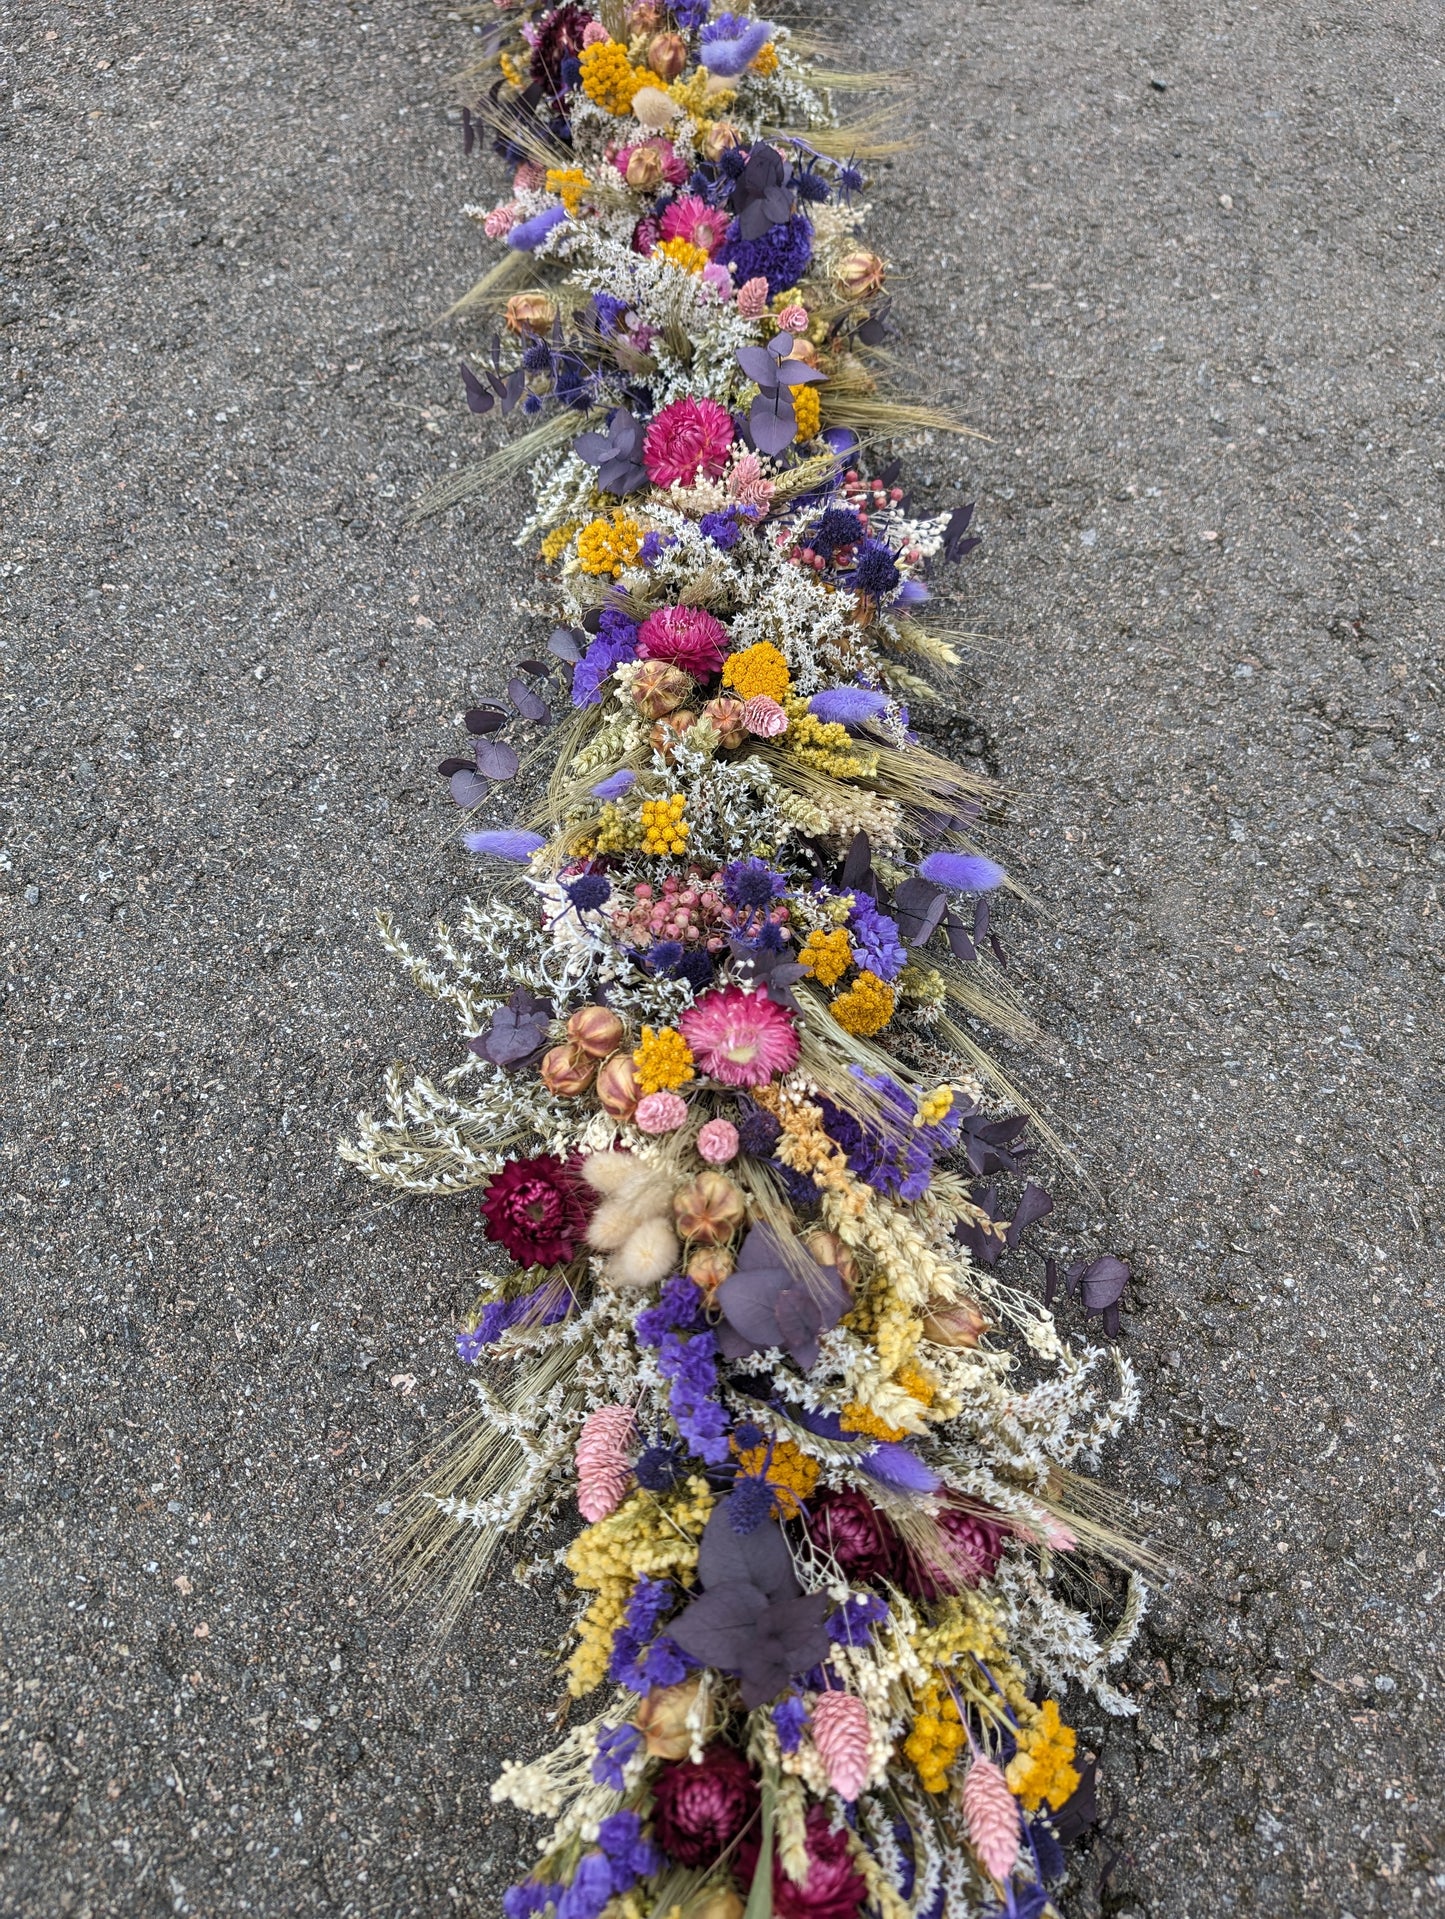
462;829;545;861
917;851;1006;893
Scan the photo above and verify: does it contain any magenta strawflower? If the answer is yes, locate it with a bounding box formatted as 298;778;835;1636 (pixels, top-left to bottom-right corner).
643;396;735;488
660;195;729;257
680;984;800;1088
636;604;730;682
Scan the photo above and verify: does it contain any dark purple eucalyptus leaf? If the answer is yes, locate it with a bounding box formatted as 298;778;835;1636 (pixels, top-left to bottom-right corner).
514;659;550;678
1073;1256;1130;1314
501;367;526;416
437;756;472;779
464;705;508;736
1049;1759;1099;1843
749;392;798;457
943;907;976;963
474;737;520;781
954;1183;1004;1268
728;937;809;1013
736;344;780;387
714;1225;849;1371
1005;1181;1054;1248
459;361;494;414
973;894;991;947
1044;1256;1060;1308
777;358;827;387
840;831;872;890
697;1502;798;1600
856;316;888;346
942;502;980;565
548;626;585;663
449;768;490;808
892;878;948;948
507;676;551;723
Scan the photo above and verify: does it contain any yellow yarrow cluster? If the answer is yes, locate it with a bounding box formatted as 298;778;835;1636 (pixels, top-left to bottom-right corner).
730;1435;820;1519
903;1677;964;1794
579;40;642;115
565;1479;713;1695
1006;1699;1081;1812
750;42;780;75
545;167;589;215
792;383;821;442
914;1085;955;1128
633;1025;695;1093
653;237;711;275
839;1400;907;1443
499;50;526;88
541;519;582;563
798;925;853;987
784;700;878;778
831;969;895;1036
722;641;791;703
641;793;689;854
595;801;642;854
577;510;643;577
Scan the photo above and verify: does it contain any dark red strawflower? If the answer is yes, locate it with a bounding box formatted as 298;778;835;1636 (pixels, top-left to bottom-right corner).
652;1742;759;1868
528;4;593;94
479;1153;591;1267
805;1488;902;1584
902;1506;1009;1601
738;1803;867;1919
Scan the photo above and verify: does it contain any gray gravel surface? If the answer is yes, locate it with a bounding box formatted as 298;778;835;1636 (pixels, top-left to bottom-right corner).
3;3;1442;1916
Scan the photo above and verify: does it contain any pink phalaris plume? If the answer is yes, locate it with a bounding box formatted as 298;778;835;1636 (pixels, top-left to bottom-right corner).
513;162;547;193
726;452;775;511
736;276;770;318
810;1690;871;1802
484;202;521;240
575;1404;637;1521
963;1756;1020;1882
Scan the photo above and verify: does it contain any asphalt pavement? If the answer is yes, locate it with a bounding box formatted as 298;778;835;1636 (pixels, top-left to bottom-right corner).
3;3;1442;1915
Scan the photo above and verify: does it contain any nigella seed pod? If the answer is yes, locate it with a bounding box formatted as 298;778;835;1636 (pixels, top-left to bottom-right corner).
504;292;556;336
595;1051;642;1120
832;247;887;301
803;1228;858;1287
672;1171;746;1246
625;145;666;192
650;709;698;762
686;1245;734;1297
700;120;739;163
567;1005;626;1059
701;695;748;748
635;1674;706;1758
631;658;694;719
922;1299;990;1348
647;30;687;80
540;1042;596;1098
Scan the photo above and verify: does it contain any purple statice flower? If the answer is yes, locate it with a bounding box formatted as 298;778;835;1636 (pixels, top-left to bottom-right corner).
457;1279;572;1362
635;1274;707;1346
570;614;639;708
699;506;746;550
675;0;711;25
771;1158;821;1208
772;1693;808;1754
847;894;907;982
591;1721;642;1789
609;1579;698;1691
699;11;775;76
597;1811;663;1884
503;1881;552;1919
736;1102;782;1157
827;1592;890;1645
592;291;629;336
721;212;813;293
657;1328;731;1464
555;1852;614;1919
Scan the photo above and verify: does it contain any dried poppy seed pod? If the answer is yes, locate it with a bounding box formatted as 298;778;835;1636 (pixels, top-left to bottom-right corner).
673;1171;746;1246
636;1674;706;1758
504;292;556;336
647;30;687;80
540;1042;595;1098
922;1299;990;1348
701;694;748;748
700;120;739;163
803;1228;857;1288
624;144;665;192
833;247;887;301
686;1245;734;1297
595;1051;642;1120
650;709;698;762
567;1005;626;1059
631;658;694;719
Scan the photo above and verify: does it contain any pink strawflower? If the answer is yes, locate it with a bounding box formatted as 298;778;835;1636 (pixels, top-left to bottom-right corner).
736;276;771;318
483;202;521;239
777;303;808;331
643;396;736;488
636;604;730;683
660;195;729;257
742;695;788;738
636;1091;689;1134
726;452;776;511
696;1118;740;1165
680;985;800;1089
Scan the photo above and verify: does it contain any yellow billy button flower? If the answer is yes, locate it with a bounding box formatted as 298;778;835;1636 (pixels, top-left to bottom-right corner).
722;640;791;703
729;1435;819;1518
633;1025;695;1093
798;925;853;988
750;42;780;75
640;793;689;854
830;969;895;1036
653;237;711;275
903;1677;965;1795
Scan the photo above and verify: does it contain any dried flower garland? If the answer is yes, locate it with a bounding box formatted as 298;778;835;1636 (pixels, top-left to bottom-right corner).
345;5;1153;1915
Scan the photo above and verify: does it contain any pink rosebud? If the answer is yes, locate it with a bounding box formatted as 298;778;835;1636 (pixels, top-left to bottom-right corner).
736;276;770;318
696;1118;740;1165
742;695;788;738
636;1091;689;1134
581;21;611;44
777;303;808;332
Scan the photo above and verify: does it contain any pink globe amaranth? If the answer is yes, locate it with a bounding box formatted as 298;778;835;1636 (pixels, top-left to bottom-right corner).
737;1803;868;1919
652;1744;760;1869
660;194;729;257
680;984;800;1089
696;1118;740;1165
636;604;731;683
635;1090;689;1134
643;396;735;488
